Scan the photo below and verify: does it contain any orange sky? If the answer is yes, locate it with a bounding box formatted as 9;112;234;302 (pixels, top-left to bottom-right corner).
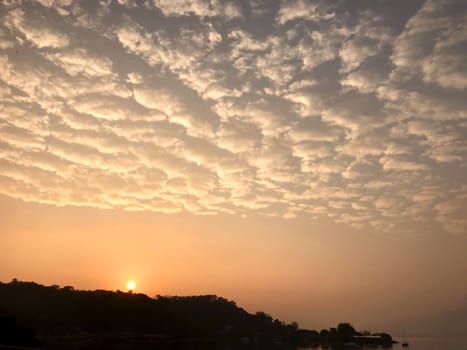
1;0;467;337
1;195;466;332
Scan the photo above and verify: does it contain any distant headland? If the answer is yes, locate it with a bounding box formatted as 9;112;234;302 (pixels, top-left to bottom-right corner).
0;280;397;349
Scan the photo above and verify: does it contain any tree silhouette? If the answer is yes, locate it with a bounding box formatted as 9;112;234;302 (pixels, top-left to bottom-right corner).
0;280;395;349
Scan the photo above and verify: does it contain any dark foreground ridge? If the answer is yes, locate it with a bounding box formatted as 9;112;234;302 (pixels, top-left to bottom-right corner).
0;280;396;349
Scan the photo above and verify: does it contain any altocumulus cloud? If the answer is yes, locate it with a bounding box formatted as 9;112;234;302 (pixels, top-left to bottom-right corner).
0;0;466;234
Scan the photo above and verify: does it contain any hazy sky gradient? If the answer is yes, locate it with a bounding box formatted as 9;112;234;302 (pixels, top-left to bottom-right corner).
0;0;466;334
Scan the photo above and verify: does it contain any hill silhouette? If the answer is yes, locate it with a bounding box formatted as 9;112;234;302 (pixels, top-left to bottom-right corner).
0;280;395;349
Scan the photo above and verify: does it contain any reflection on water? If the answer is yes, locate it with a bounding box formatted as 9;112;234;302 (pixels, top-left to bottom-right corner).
35;336;467;350
391;337;467;350
298;337;467;350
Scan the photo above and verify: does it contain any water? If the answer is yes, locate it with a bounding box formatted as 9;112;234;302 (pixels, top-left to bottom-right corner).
299;337;467;350
392;337;467;350
298;337;467;350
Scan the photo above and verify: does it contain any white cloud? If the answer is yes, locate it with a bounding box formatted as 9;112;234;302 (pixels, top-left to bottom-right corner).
421;24;467;90
0;0;465;235
5;8;69;48
276;0;334;25
133;87;182;115
2;0;21;7
341;68;384;94
116;0;137;8
126;72;144;85
44;49;114;77
289;117;343;143
36;0;73;8
0;28;15;48
339;37;380;73
391;0;466;90
75;98;166;128
380;155;429;172
153;0;241;19
215;118;262;153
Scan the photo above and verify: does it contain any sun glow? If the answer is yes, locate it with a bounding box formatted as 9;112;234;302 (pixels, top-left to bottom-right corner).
127;280;136;291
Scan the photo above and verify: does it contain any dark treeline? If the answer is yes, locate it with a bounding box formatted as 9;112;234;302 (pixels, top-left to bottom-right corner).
0;280;395;349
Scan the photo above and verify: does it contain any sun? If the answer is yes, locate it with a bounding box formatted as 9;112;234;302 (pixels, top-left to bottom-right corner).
126;280;136;292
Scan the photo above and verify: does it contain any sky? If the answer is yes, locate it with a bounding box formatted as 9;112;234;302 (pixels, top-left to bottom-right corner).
0;0;466;335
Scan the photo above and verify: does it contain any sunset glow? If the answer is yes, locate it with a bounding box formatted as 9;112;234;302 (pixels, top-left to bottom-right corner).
127;280;136;292
0;0;466;337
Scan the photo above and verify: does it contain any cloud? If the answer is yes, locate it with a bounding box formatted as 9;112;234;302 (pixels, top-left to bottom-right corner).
133;87;183;115
341;68;385;94
0;124;45;151
43;49;114;77
0;0;466;234
421;24;467;90
276;0;334;25
391;0;466;89
69;95;165;122
5;8;69;48
380;155;429;172
435;186;467;235
0;28;15;48
339;37;380;73
153;0;242;19
116;16;229;102
215;118;262;153
289;117;343;143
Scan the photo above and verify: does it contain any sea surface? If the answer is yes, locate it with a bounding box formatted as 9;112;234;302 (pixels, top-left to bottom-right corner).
299;337;467;350
391;337;467;350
